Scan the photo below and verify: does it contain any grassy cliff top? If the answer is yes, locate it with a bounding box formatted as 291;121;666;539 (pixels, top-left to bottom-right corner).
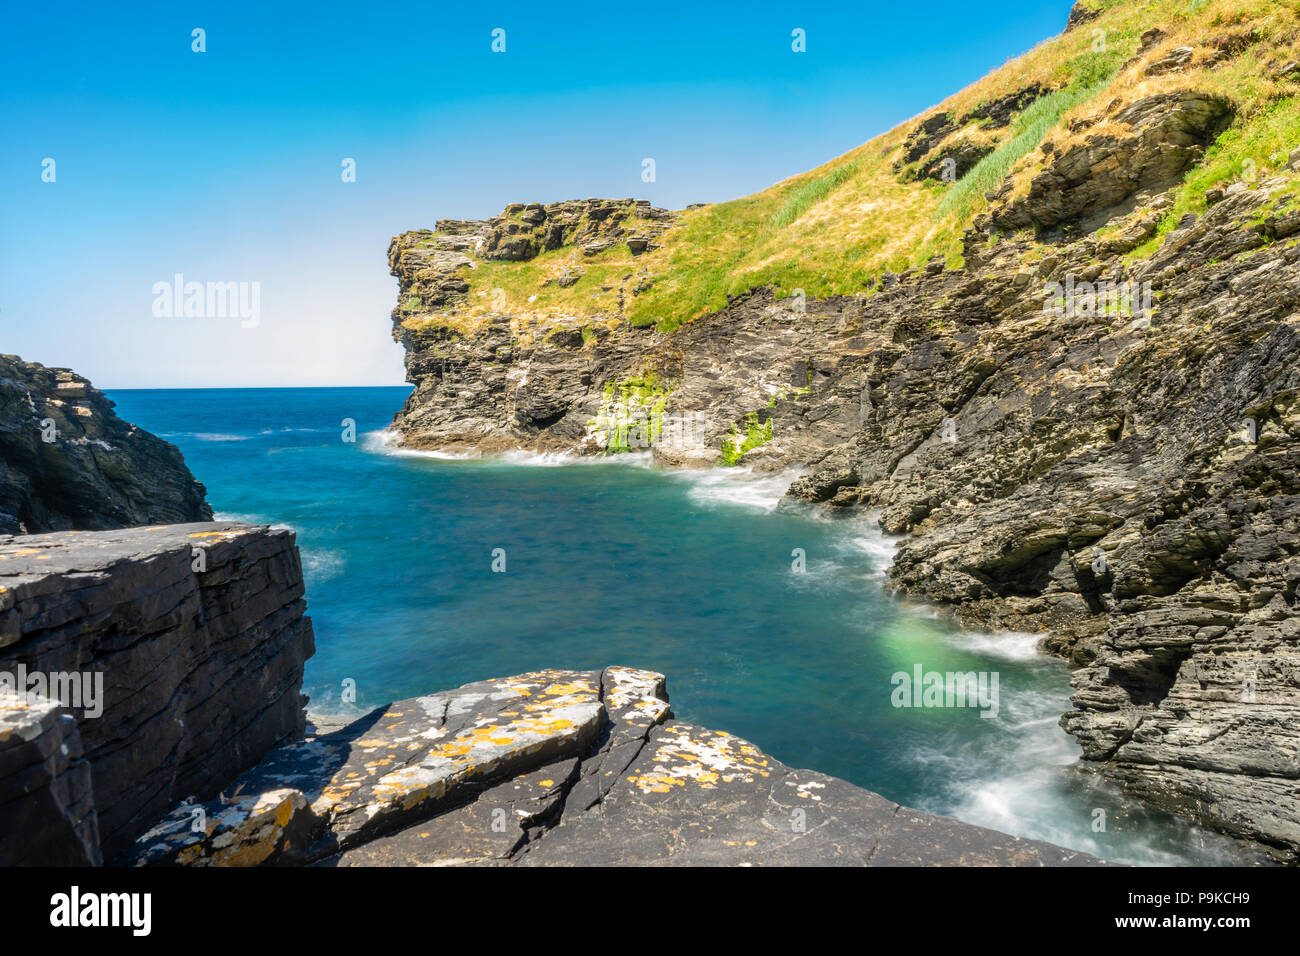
403;0;1300;336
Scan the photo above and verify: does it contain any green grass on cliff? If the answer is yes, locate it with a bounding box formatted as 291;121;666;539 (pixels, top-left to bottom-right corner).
770;160;864;229
934;58;1123;226
414;0;1300;337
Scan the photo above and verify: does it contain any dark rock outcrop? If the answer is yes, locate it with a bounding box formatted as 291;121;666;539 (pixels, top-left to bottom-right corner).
895;84;1050;182
482;199;674;261
387;216;864;464
1065;2;1100;31
0;522;315;862
0;688;99;865
990;92;1234;233
803;184;1300;860
0;354;212;534
127;667;1103;867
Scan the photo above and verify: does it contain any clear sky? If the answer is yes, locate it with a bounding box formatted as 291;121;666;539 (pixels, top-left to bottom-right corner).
1;0;1073;388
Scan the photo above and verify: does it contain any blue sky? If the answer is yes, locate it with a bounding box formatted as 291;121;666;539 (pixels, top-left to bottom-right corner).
1;0;1073;388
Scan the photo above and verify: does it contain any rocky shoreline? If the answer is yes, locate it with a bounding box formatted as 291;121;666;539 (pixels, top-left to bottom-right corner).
381;78;1300;860
2;0;1295;869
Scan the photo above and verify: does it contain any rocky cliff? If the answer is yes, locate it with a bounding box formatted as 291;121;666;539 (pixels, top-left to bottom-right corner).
0;523;315;864
383;0;1300;860
127;667;1101;867
0;354;213;534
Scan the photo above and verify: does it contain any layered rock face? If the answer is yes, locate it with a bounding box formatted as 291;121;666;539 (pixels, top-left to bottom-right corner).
989;90;1234;233
127;667;1100;867
852;182;1300;860
389;220;862;464
388;199;684;455
0;523;315;863
383;98;1300;855
0;354;213;534
0;688;99;865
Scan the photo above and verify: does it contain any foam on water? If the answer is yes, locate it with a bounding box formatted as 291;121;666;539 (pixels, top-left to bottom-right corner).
941;629;1045;663
214;510;294;532
362;429;654;468
303;549;345;586
362;429;481;460
165;431;251;442
496;449;653;468
667;465;804;511
849;531;902;580
904;670;1257;865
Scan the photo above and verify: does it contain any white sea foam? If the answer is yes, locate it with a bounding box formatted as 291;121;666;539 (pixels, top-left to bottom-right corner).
902;675;1254;865
849;531;901;579
667;466;804;511
360;429;652;467
941;629;1045;663
188;432;251;442
361;429;481;459
213;511;295;533
213;511;266;524
496;449;653;468
303;549;345;585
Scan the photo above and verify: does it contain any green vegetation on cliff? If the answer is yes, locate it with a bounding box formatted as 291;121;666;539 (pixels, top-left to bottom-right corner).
401;0;1299;337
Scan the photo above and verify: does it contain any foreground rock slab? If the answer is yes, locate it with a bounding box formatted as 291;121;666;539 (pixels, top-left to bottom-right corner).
0;522;315;863
128;667;1103;867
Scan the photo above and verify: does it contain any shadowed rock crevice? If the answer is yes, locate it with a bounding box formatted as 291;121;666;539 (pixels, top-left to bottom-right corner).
1107;647;1194;707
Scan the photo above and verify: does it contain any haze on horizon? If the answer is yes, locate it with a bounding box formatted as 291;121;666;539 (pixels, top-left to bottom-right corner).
1;0;1073;388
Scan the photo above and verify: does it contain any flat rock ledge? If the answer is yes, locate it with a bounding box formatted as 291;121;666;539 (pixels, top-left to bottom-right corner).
127;667;1104;867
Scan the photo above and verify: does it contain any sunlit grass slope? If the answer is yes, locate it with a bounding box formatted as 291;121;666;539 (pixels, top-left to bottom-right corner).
414;0;1300;336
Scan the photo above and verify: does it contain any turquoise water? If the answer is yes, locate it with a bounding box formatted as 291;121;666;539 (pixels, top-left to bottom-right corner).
107;386;1261;866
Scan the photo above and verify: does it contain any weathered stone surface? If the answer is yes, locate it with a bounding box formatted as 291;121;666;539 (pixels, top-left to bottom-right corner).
991;92;1233;233
327;757;581;866
519;719;1099;867
128;669;606;865
0;354;213;534
128;667;1103;867
0;522;315;861
480;199;673;262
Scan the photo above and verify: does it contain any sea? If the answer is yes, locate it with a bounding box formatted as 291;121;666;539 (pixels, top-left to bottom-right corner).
105;386;1265;866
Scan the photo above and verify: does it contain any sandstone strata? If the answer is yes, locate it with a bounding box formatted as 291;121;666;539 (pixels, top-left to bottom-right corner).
0;354;212;534
128;667;1102;867
0;523;315;863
